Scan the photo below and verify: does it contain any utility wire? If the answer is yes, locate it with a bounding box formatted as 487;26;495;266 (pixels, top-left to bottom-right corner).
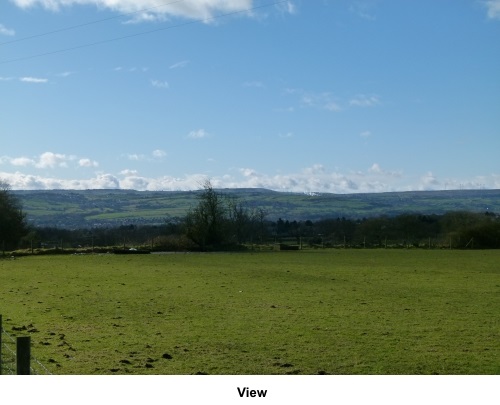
0;0;185;47
0;1;287;65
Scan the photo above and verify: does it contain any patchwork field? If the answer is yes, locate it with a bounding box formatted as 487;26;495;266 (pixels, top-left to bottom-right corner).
1;250;499;375
14;188;500;227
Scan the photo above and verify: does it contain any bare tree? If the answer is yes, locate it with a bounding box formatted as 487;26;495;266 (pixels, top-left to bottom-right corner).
184;180;227;250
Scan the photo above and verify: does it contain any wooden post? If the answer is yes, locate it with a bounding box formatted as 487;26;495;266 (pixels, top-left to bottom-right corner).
0;314;3;375
16;336;31;375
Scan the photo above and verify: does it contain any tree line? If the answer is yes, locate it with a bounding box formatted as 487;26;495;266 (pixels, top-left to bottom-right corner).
1;181;29;251
2;180;500;253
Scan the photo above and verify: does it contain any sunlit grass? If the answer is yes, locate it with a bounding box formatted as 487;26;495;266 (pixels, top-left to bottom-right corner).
1;250;498;374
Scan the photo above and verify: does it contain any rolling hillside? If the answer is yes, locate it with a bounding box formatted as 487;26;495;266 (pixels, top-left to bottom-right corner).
13;188;500;229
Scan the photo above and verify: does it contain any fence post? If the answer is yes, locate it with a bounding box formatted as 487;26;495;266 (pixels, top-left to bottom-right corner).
16;336;30;375
0;314;3;375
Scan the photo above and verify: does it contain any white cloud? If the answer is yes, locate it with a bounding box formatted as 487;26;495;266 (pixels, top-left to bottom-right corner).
152;149;167;158
126;154;146;161
349;2;376;21
120;175;151;190
240;168;260;177
79;158;99;168
0;172;58;189
349;94;380;107
484;0;500;19
11;157;36;166
93;174;120;188
120;169;138;176
118;172;209;191
288;89;382;112
1;152;97;169
0;171;119;190
303;164;326;175
36;152;74;168
57;71;75;77
282;1;297;15
20;77;48;83
170;60;189;69
368;163;402;178
418;171;440;191
360;130;372;138
296;90;343;112
122;151;166;162
0;23;15;36
151;79;169;89
368;163;382;174
187;129;210;139
243;81;265;88
324;101;342;112
10;0;256;22
114;66;148;73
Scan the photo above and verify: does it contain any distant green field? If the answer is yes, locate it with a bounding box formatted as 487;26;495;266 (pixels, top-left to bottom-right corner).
14;188;500;227
1;250;499;375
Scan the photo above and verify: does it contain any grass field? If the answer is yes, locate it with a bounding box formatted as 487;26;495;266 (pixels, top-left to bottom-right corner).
1;250;499;375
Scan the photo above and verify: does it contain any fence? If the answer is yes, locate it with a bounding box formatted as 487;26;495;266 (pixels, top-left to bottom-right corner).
0;315;52;375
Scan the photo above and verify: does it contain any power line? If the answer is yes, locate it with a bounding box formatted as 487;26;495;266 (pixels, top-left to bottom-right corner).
0;0;186;47
0;1;288;65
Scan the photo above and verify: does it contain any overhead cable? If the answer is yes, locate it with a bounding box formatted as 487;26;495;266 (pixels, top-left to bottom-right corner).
0;1;288;65
0;0;186;47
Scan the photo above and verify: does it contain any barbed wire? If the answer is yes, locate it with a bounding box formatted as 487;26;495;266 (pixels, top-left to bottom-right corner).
2;327;17;344
2;341;16;356
31;355;53;375
1;352;15;375
1;325;53;375
1;336;16;375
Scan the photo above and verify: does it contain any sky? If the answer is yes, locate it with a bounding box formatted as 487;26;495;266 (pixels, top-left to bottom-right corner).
1;0;499;193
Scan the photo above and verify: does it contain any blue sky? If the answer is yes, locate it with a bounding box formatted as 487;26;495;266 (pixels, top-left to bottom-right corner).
1;0;499;193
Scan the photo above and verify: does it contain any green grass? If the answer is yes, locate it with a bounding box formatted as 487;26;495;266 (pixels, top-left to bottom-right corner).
1;250;499;375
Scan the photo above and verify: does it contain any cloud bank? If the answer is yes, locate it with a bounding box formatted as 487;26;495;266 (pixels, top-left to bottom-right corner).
2;164;499;193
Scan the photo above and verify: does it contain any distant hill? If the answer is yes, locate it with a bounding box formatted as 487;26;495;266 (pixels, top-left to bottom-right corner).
13;188;500;229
